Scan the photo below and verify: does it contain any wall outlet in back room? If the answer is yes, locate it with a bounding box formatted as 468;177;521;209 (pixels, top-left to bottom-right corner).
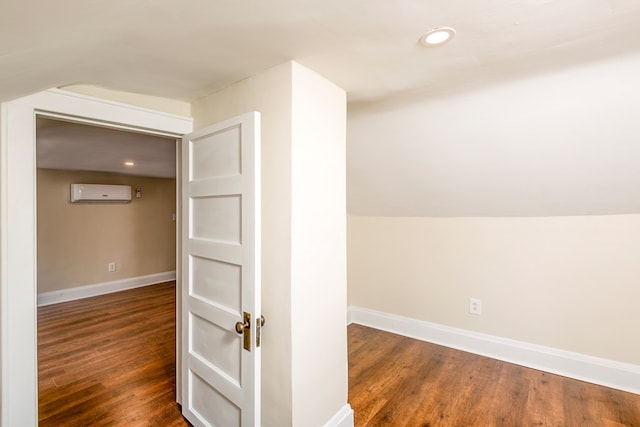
108;262;116;272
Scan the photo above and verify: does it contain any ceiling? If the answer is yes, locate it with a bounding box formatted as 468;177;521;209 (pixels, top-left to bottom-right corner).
3;0;640;105
348;53;640;216
7;0;640;215
36;118;176;178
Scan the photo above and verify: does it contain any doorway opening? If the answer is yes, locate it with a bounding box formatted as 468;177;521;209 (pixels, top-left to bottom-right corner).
1;89;192;425
35;117;182;423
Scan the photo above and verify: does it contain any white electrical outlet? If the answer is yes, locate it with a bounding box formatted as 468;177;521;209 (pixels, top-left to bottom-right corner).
469;297;482;315
108;262;116;272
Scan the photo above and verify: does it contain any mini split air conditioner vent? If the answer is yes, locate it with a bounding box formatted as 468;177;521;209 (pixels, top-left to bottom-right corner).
70;184;132;203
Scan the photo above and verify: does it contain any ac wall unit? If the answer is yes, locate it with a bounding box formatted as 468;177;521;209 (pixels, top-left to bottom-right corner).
70;184;132;203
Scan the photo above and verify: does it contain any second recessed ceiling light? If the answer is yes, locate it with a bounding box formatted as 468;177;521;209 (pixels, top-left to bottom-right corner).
420;27;456;47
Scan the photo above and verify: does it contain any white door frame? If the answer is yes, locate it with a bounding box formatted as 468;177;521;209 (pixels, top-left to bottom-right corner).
0;89;192;426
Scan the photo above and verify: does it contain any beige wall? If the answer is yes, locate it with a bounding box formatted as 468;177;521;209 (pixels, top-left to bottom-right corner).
37;169;176;292
348;214;640;365
192;61;348;426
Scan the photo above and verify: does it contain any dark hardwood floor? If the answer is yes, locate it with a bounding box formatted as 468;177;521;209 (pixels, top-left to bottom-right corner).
39;284;640;426
38;282;190;426
348;324;640;427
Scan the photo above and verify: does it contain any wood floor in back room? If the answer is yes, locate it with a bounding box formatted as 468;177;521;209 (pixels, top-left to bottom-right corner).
38;282;190;426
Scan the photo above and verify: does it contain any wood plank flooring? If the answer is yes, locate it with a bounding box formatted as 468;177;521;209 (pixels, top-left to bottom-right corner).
39;284;640;426
348;324;640;427
38;282;190;426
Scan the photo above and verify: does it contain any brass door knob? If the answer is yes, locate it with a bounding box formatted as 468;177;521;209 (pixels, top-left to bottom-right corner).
235;320;248;334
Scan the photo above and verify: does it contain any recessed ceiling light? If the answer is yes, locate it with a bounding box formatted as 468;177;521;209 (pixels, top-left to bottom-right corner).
420;27;456;47
124;161;135;166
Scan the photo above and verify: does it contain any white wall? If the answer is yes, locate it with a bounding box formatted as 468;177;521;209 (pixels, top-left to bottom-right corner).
193;62;294;426
0;100;3;416
192;61;349;426
61;84;191;117
290;63;347;426
348;214;640;365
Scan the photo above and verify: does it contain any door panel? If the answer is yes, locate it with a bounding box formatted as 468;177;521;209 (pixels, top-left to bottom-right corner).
191;195;242;243
191;257;241;312
191;126;242;179
191;373;241;426
181;112;261;427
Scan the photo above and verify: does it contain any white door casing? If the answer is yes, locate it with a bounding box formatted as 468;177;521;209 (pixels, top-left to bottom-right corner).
181;112;261;427
0;89;192;426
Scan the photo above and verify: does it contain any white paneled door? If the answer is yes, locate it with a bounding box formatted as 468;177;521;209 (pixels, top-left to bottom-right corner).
181;112;261;427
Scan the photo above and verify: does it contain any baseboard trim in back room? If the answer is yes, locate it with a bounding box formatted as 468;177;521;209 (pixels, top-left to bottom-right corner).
348;305;640;395
37;271;177;306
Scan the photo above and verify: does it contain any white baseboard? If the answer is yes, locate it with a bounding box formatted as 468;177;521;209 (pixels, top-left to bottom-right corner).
37;271;177;306
322;404;354;427
348;306;640;395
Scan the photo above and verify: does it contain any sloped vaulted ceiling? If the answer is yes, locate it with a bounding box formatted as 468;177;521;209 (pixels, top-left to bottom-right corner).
348;53;640;217
4;0;640;216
